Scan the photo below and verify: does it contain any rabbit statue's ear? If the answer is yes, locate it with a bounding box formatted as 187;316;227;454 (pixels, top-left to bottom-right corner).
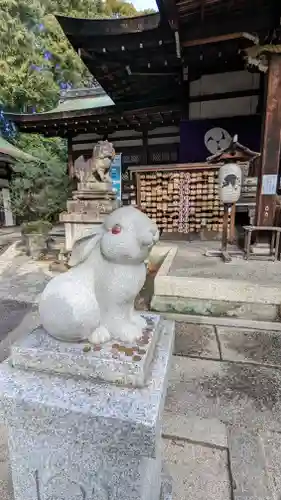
68;231;102;267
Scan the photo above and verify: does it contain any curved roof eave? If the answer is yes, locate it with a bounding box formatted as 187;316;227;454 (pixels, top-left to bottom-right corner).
4;103;115;124
56;12;161;38
0;136;40;163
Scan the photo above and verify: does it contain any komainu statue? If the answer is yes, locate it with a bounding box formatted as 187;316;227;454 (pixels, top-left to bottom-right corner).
39;206;159;345
74;140;115;184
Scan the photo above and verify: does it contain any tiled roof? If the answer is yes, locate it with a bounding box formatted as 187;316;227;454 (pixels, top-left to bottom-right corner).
0;136;38;162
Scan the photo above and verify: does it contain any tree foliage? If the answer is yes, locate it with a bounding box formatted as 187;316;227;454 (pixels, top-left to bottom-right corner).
0;0;151;221
0;0;144;112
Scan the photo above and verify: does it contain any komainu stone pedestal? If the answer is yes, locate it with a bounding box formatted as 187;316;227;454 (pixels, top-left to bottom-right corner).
0;314;174;500
60;181;117;251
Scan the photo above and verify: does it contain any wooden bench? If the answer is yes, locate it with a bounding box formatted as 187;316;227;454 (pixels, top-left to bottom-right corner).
243;225;281;261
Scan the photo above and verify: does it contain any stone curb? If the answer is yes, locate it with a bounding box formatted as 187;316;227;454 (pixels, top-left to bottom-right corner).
161;312;281;332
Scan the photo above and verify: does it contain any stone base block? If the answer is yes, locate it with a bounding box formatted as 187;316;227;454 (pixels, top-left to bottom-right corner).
73;192;116;201
11;314;161;387
62;221;103;251
60;213;106;224
66;199;113;214
77;182;112;192
0;319;175;500
160;471;172;500
9;429;162;500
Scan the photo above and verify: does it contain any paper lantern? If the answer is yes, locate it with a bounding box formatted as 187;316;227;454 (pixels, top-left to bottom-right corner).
219;163;242;204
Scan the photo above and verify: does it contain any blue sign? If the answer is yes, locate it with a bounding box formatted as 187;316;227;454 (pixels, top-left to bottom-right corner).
110;167;121;182
110;154;122;201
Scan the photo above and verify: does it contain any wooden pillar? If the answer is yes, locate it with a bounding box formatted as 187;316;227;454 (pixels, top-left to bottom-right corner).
67;136;74;178
181;72;189;119
136;173;141;208
255;55;281;227
229;203;236;244
142;130;148;165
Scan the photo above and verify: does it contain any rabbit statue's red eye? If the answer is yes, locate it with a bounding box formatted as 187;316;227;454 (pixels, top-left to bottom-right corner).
111;224;121;234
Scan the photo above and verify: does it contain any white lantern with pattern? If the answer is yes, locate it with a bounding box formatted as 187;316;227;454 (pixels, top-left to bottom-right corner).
219;163;242;204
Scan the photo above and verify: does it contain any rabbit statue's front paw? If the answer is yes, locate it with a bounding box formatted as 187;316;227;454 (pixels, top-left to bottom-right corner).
88;325;111;345
106;319;142;343
118;322;142;343
131;313;147;330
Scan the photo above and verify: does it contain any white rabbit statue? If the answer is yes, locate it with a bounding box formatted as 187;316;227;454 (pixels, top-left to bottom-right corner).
39;206;159;345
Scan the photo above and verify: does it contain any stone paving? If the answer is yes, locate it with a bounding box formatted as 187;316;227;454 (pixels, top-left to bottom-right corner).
164;321;281;500
0;243;50;355
0;244;281;498
169;241;281;286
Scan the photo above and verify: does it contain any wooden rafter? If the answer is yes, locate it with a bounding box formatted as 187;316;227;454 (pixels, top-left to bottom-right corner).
273;0;281;29
200;0;206;20
156;0;179;30
178;3;274;38
182;31;259;48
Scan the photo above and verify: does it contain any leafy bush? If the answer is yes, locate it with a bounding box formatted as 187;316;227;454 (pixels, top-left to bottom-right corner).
0;0;144;113
21;220;52;234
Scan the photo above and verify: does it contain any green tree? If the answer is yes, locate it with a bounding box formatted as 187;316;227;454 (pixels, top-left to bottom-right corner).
0;0;95;111
103;0;139;17
0;0;146;222
0;0;142;112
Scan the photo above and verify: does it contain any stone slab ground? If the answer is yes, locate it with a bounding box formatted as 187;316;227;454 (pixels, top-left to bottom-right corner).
0;243;281;498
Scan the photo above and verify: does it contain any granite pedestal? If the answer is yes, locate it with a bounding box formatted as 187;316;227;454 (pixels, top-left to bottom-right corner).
60;181;117;251
0;314;174;500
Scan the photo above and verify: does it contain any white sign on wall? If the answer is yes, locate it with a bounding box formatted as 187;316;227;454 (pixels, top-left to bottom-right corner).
261;174;278;195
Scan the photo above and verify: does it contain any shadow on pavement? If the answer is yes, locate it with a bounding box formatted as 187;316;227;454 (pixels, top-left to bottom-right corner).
0;300;32;342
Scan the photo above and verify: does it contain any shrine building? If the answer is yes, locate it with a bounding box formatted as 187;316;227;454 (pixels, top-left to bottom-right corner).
6;0;281;238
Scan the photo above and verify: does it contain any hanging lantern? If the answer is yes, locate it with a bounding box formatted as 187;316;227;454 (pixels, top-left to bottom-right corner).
218;162;242;204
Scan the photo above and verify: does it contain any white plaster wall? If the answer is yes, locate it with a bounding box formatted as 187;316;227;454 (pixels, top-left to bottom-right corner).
148;136;180;145
148;126;179;136
72;133;101;142
190;96;259;119
190;71;259;96
189;71;260;119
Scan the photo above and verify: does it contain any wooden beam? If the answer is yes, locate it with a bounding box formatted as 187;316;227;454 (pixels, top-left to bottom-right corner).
182;32;257;48
229;203;236;244
180;11;273;43
142;130;148;165
189;88;259;103
10;101;180;126
128;163;218;173
129;72;178;76
256;73;265;115
180;71;189;118
255;55;281;227
273;0;281;28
